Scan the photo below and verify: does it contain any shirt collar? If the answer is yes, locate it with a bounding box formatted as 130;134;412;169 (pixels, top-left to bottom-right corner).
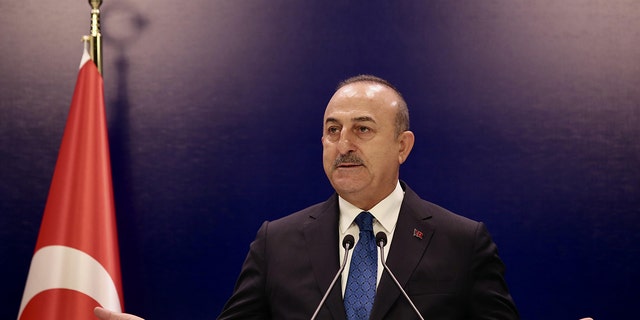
338;181;404;234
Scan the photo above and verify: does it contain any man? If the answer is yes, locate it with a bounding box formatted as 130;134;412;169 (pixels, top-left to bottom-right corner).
95;75;519;319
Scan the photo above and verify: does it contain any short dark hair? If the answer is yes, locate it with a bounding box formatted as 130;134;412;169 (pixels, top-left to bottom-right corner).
336;75;410;137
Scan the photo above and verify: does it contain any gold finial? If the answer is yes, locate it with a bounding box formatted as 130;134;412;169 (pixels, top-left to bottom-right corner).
89;0;102;9
88;0;103;74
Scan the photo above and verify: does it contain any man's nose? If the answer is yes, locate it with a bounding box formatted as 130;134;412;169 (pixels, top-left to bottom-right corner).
336;130;356;154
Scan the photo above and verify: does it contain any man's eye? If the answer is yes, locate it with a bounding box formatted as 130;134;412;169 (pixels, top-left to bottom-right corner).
358;126;370;133
327;127;340;134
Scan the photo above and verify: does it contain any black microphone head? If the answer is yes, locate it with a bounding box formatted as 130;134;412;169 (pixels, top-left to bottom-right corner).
376;232;388;247
343;234;355;250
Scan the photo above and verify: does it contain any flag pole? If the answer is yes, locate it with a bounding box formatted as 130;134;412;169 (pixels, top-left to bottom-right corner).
88;0;103;74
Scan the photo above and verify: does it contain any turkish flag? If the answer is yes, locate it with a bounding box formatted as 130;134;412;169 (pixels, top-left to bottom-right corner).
18;49;124;319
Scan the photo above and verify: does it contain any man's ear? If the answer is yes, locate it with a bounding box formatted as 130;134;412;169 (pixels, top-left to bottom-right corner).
398;131;415;164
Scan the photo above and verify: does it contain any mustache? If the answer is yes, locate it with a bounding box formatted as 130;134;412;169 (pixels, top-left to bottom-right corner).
333;153;364;167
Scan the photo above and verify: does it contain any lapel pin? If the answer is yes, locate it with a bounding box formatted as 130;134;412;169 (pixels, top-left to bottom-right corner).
413;228;424;240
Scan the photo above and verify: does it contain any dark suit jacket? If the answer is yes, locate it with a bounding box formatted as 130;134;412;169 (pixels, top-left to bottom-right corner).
218;182;519;319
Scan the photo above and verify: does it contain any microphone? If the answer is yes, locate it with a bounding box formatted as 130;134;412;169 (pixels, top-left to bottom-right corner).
310;234;355;320
376;232;425;320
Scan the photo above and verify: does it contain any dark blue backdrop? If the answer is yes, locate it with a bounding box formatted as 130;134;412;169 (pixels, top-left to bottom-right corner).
2;1;639;319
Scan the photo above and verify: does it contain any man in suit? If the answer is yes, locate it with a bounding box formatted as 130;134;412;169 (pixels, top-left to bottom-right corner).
216;75;518;319
95;75;519;319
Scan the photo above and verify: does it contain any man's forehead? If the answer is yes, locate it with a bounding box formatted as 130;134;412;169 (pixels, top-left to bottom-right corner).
324;82;399;121
324;101;375;120
324;97;398;120
338;82;387;98
329;82;399;107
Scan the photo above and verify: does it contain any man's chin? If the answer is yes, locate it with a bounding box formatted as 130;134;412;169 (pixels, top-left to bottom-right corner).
331;179;367;196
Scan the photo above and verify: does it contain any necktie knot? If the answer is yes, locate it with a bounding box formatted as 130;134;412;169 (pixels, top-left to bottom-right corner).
355;211;373;232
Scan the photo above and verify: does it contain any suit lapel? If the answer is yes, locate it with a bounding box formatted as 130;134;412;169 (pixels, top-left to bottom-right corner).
370;186;435;320
303;194;347;320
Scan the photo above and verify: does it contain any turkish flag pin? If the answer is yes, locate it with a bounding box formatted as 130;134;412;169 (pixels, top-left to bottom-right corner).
413;228;424;239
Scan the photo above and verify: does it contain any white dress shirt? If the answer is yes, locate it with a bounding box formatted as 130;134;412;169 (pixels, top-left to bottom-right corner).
338;181;404;296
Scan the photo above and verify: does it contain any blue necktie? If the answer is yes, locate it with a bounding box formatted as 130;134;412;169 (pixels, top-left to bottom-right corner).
344;211;377;320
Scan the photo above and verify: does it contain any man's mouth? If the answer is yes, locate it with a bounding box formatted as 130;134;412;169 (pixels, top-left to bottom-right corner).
337;163;363;169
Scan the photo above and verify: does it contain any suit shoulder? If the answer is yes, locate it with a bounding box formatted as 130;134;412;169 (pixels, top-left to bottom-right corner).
265;195;337;229
404;186;478;224
422;200;479;225
404;188;483;236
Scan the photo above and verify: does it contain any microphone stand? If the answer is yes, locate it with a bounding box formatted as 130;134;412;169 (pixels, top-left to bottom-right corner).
377;233;425;320
310;235;354;320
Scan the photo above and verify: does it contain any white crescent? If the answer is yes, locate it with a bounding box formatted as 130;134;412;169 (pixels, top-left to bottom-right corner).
17;245;122;319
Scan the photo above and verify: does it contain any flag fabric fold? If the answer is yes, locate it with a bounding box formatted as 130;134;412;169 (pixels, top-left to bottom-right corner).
18;48;123;320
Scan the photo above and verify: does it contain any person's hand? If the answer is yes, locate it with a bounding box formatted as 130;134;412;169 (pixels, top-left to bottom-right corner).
94;307;144;320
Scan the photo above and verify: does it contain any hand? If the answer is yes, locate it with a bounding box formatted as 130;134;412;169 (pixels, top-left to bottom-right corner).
94;307;145;320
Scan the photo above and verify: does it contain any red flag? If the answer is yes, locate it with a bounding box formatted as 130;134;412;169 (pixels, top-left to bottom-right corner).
18;49;124;319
